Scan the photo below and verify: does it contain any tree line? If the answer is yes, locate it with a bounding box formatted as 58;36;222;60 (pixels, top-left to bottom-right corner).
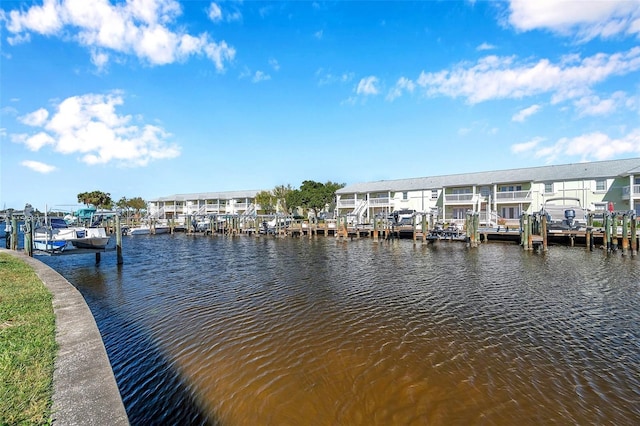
254;180;345;218
77;191;146;217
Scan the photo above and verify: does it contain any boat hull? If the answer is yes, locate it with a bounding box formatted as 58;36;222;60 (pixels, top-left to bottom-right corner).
34;239;68;251
70;228;111;249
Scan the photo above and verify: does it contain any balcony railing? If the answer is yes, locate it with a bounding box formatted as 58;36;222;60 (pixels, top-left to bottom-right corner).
369;197;390;206
495;190;532;202
337;199;356;208
622;185;640;199
444;193;474;203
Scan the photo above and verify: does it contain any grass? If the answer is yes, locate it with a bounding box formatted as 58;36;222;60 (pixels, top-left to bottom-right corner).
0;252;57;425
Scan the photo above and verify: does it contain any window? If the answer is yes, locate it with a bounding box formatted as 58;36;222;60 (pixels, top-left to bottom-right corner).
452;208;467;219
431;189;438;199
544;183;553;194
593;203;607;211
402;192;408;200
499;185;522;192
452;188;472;194
500;206;520;219
596;179;606;191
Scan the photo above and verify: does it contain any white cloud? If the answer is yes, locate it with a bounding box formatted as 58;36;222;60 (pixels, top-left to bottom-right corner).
387;77;416;101
314;29;323;40
269;58;280;71
412;47;640;104
476;42;496;51
11;92;180;167
507;0;640;41
208;3;222;22
512;104;541;122
19;108;49;126
3;0;235;70
252;70;271;83
316;68;354;86
511;136;545;153
574;91;626;116
21;160;57;174
90;50;110;71
356;76;379;96
512;130;640;162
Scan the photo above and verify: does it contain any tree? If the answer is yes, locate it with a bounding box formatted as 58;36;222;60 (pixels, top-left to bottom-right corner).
255;190;276;214
296;180;345;217
285;189;303;216
273;184;293;214
128;197;146;215
77;190;113;209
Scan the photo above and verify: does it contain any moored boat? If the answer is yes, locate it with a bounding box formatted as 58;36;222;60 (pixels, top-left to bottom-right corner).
33;217;84;252
70;227;111;249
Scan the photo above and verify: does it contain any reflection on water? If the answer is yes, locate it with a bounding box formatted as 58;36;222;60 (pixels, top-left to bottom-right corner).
41;235;640;425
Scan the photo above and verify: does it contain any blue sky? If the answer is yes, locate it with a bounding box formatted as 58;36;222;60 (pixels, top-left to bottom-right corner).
1;0;640;211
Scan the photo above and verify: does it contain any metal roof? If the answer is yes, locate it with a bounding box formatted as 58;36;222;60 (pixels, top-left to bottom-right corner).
150;189;263;202
336;157;640;194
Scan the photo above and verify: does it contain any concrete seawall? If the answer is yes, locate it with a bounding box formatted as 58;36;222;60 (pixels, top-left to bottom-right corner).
2;249;129;425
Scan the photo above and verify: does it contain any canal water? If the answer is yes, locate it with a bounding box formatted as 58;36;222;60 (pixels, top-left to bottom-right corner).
39;234;639;425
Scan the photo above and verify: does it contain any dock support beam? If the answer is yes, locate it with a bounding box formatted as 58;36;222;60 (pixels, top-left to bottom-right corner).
116;214;123;265
631;213;637;256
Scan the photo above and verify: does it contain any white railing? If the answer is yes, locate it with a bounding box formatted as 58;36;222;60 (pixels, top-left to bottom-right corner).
495;190;532;201
347;199;368;224
337;198;356;208
444;193;474;203
622;185;640;198
241;203;256;217
369;197;390;206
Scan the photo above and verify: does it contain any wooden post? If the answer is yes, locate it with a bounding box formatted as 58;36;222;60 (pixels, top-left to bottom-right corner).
612;214;618;251
373;218;378;242
11;216;18;250
604;213;611;252
541;213;548;251
586;214;592;251
412;214;417;244
622;213;629;256
527;215;533;250
116;214;123;265
422;214;427;243
473;212;480;247
631;213;637;256
24;216;33;257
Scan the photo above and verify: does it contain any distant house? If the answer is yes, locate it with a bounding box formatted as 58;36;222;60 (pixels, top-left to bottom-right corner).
335;157;640;226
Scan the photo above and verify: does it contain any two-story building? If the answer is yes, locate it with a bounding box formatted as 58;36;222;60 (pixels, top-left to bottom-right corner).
335;157;640;226
147;190;261;221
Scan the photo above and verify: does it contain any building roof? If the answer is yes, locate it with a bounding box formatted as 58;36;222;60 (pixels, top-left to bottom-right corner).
336;157;640;194
150;189;263;202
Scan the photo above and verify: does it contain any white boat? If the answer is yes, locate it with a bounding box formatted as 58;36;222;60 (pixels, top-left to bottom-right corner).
126;223;170;235
126;225;151;235
70;227;111;249
33;217;84;252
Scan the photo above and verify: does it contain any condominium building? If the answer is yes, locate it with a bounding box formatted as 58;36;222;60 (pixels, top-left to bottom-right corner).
335;157;640;226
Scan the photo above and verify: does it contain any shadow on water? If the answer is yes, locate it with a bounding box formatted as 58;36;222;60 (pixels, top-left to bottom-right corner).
40;249;218;425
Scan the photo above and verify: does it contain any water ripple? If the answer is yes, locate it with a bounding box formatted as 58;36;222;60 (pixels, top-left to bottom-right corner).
41;235;640;425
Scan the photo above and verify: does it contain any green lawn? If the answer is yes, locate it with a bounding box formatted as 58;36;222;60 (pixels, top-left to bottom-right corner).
0;252;57;425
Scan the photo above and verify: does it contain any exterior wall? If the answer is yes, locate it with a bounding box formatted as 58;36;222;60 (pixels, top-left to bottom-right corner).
336;172;635;224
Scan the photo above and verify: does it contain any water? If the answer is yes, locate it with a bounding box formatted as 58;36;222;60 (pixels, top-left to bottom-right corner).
39;234;640;425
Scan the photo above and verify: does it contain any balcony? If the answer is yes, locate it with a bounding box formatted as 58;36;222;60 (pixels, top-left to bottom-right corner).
444;193;474;204
622;185;640;200
368;197;390;207
337;198;356;209
495;190;532;202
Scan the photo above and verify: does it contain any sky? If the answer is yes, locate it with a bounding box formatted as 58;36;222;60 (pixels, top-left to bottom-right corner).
1;0;640;211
